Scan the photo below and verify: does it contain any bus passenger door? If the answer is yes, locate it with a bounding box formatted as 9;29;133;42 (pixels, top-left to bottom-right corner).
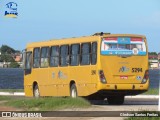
23;51;33;96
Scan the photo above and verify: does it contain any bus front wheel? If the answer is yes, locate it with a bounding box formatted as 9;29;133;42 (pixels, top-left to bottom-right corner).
33;84;40;98
107;96;124;105
70;84;77;98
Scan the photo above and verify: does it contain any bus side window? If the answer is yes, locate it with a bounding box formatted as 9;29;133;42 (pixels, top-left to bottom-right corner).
91;42;97;65
60;45;69;66
40;47;49;68
81;43;91;65
50;46;59;67
70;44;80;66
25;52;32;69
33;48;40;68
25;52;32;75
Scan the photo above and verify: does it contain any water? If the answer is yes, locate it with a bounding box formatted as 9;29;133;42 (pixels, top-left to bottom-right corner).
0;68;159;89
149;69;160;88
0;68;24;89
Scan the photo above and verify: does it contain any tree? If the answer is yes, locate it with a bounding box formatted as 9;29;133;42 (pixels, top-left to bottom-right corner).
0;54;15;62
148;52;157;55
9;62;20;68
0;45;21;62
0;45;16;54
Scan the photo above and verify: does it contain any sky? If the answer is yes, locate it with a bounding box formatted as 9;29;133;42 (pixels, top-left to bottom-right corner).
0;0;160;52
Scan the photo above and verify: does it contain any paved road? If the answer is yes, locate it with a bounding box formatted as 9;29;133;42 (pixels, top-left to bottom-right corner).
62;97;158;112
89;98;158;111
0;97;159;120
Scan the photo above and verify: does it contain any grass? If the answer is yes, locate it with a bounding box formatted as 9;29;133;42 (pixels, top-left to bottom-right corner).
0;96;91;111
142;88;159;95
125;111;160;120
0;96;12;101
0;89;24;92
126;117;160;120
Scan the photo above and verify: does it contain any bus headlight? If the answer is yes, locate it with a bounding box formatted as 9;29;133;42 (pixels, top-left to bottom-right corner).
99;70;107;84
141;70;149;84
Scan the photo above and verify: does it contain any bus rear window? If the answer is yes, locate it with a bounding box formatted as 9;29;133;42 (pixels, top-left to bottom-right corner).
101;37;146;55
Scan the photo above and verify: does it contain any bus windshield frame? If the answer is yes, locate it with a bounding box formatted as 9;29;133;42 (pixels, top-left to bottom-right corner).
101;37;147;56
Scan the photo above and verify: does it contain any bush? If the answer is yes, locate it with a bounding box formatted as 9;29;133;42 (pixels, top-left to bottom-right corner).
9;62;20;68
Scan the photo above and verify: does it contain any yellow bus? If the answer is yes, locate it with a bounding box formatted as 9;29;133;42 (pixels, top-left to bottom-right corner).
23;32;149;104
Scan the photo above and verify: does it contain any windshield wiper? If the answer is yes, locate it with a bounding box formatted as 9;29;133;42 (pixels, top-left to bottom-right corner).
117;55;132;58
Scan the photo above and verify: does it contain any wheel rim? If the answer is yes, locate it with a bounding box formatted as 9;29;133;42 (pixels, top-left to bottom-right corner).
34;88;40;97
71;89;77;98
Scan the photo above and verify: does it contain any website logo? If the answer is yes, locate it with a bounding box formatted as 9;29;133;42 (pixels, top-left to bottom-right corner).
119;66;129;72
4;2;18;18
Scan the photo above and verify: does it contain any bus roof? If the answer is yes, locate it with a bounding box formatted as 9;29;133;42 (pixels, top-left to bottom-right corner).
26;33;146;48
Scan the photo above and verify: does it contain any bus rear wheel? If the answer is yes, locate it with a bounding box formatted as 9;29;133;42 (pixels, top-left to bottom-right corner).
107;96;124;105
33;84;40;98
70;84;77;98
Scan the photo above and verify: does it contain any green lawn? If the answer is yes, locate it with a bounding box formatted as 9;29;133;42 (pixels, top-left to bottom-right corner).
0;96;12;101
125;111;160;120
142;88;159;95
126;117;160;120
0;96;91;111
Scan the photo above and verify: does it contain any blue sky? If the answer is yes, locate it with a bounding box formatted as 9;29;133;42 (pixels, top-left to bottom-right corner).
0;0;160;52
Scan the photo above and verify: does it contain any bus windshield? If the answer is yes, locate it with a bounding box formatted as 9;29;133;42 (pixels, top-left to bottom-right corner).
101;37;146;55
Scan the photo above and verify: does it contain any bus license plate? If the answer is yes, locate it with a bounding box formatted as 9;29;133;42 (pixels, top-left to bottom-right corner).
120;76;128;79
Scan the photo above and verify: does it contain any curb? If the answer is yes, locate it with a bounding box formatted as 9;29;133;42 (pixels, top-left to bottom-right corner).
0;92;25;96
125;95;159;99
0;92;159;99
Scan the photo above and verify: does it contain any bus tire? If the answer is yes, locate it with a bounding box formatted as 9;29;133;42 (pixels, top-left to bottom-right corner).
107;96;124;105
86;95;105;100
33;84;40;98
70;84;77;98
